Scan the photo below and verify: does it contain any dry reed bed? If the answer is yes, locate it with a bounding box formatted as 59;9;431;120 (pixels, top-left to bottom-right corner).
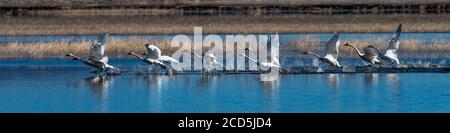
0;38;174;59
290;38;450;58
1;14;449;35
0;38;448;59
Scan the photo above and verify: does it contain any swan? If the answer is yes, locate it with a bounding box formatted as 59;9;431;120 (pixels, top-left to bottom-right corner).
242;33;281;70
368;24;402;65
128;44;179;70
65;34;116;74
127;52;167;69
241;53;281;69
189;51;224;69
303;32;341;67
343;43;382;66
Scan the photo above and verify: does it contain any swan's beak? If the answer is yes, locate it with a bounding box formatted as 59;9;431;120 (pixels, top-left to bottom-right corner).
127;52;133;55
142;53;147;56
65;54;72;57
343;43;350;46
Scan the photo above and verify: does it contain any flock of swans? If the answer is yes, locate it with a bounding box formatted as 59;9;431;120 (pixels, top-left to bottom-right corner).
65;24;415;75
302;24;402;68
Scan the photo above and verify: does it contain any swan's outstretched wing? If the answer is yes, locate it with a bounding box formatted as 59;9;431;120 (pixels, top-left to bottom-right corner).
268;33;280;58
325;33;340;58
159;55;179;63
97;34;109;44
145;44;161;60
387;24;401;50
89;35;109;61
270;33;280;48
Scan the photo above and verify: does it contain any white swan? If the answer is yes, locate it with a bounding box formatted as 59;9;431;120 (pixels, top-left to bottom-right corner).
189;52;223;69
344;43;382;66
66;34;116;74
128;52;167;69
128;44;179;70
242;33;281;69
303;32;341;67
241;53;281;69
370;24;402;65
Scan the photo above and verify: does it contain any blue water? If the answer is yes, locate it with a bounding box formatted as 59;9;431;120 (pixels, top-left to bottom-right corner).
0;60;449;112
1;33;449;44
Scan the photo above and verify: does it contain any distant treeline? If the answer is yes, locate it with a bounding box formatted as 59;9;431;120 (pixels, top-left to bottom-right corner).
0;0;449;15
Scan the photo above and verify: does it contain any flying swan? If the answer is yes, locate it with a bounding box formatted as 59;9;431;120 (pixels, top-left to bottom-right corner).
65;34;117;74
303;32;341;67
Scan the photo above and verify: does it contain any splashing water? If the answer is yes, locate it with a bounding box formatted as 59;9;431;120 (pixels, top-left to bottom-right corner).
311;58;320;67
416;60;431;67
439;59;447;65
316;67;323;73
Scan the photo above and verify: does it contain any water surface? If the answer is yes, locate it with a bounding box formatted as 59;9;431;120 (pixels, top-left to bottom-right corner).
0;60;449;112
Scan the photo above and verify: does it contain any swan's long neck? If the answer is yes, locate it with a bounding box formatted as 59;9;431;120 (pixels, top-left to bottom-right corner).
67;54;82;60
129;52;145;60
347;44;364;57
243;54;258;63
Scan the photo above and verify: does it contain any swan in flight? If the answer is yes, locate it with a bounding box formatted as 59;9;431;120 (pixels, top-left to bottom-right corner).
241;53;281;69
303;32;341;67
188;51;224;70
344;43;382;66
368;24;402;65
128;44;179;70
242;33;281;69
66;34;116;74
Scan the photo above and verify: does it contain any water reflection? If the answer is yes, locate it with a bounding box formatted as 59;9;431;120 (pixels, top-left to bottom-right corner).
364;73;379;86
144;75;166;90
259;75;280;112
196;75;220;89
84;75;115;112
143;75;167;112
385;73;402;112
325;74;339;89
386;73;400;85
260;68;280;82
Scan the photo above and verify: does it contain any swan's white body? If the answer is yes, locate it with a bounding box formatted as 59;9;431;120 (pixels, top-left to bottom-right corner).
129;44;180;70
303;33;341;67
190;52;223;69
145;44;180;64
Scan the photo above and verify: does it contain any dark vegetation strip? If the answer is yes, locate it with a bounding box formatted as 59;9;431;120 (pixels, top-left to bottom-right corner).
1;0;450;15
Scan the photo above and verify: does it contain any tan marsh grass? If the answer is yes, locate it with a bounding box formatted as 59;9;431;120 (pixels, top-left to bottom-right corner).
0;38;449;59
1;14;449;35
